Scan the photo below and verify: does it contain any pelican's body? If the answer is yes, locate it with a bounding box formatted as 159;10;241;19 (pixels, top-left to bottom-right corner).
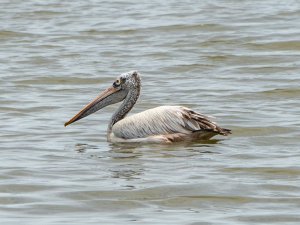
65;71;231;143
110;106;229;143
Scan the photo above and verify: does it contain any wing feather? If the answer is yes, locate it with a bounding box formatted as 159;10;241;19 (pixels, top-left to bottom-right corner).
112;106;230;139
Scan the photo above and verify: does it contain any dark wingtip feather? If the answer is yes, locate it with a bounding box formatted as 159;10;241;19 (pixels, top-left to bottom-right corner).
220;128;231;136
193;127;231;136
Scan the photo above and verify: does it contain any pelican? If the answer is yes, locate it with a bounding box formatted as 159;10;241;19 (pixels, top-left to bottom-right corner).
65;71;231;143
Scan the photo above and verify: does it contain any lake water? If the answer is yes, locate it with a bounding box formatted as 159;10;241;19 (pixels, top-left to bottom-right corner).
1;0;300;224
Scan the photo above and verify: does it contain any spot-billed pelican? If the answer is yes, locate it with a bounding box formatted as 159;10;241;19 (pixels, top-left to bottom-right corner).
65;71;231;143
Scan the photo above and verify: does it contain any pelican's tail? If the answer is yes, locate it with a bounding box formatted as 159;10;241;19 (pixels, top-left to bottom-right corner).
218;127;231;136
192;127;231;137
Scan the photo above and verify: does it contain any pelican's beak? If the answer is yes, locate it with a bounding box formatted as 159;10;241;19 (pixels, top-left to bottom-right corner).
64;86;119;127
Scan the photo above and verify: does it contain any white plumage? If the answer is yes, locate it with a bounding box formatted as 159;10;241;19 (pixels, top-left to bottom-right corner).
110;106;230;143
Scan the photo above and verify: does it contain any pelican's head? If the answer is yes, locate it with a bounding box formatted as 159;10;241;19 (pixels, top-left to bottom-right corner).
64;70;140;127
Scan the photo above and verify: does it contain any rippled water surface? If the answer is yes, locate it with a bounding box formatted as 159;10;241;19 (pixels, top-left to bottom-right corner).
1;0;300;224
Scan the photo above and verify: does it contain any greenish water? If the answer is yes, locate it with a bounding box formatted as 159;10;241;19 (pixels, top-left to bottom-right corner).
1;0;300;224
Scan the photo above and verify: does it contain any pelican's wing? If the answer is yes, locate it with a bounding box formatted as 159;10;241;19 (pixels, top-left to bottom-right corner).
112;106;230;139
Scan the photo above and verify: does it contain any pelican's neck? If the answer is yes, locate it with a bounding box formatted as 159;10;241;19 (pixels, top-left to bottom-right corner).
107;87;140;137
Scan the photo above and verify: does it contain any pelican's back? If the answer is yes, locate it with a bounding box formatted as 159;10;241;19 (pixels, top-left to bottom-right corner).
112;106;230;140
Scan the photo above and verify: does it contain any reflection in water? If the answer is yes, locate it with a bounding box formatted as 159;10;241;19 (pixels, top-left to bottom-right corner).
110;166;144;180
74;143;90;153
109;142;144;153
74;138;223;160
72;140;222;183
73;142;144;181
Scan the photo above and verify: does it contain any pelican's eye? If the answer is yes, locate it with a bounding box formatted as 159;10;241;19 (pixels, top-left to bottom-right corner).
113;79;121;88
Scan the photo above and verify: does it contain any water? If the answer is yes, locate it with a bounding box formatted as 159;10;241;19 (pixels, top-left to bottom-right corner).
1;0;300;224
